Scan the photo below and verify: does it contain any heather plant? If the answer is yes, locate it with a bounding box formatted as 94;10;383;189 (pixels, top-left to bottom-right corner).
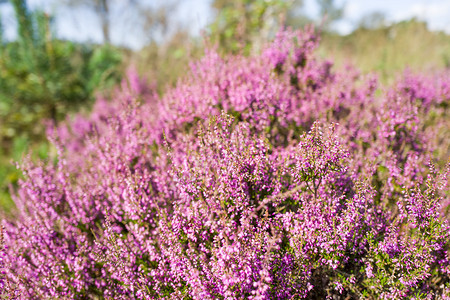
1;27;450;299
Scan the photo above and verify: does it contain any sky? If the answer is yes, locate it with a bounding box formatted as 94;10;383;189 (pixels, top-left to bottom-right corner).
1;0;449;50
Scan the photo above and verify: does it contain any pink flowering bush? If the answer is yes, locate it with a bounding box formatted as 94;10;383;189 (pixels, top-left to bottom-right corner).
1;28;450;299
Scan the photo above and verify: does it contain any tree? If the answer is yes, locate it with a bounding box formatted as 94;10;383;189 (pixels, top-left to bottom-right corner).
59;0;175;46
60;0;111;43
316;0;344;30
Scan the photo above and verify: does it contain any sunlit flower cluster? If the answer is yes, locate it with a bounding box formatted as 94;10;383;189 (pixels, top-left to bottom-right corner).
1;28;449;299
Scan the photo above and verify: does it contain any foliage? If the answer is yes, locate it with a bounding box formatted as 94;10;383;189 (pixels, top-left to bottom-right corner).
209;0;300;54
1;27;450;299
0;0;123;212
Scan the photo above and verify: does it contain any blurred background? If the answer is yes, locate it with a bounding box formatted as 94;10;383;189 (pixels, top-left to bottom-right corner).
0;0;449;213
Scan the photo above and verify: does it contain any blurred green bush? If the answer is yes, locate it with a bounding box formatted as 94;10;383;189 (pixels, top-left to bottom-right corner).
0;0;122;212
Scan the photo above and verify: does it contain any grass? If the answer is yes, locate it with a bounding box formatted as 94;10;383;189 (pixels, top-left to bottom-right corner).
318;19;450;83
